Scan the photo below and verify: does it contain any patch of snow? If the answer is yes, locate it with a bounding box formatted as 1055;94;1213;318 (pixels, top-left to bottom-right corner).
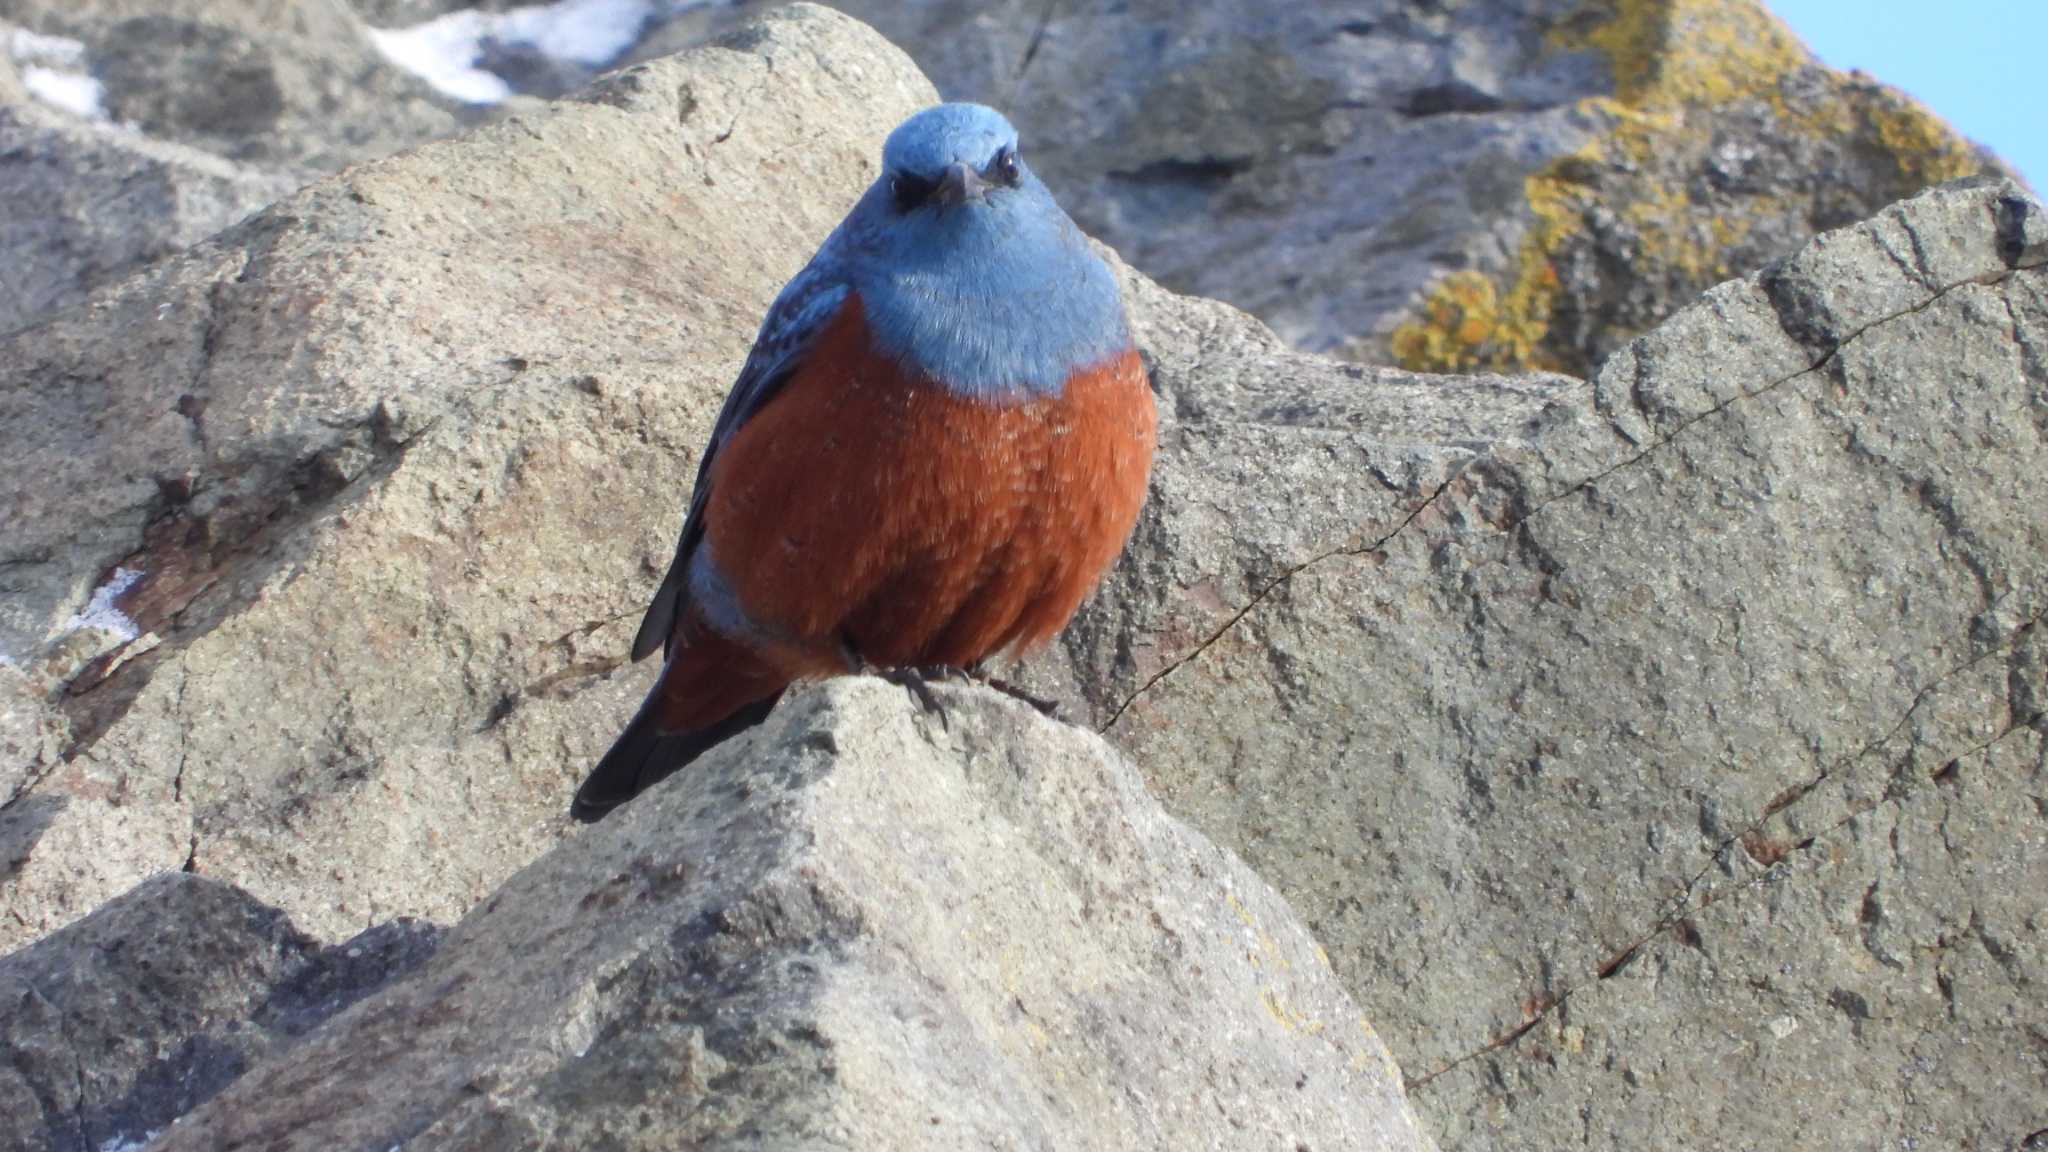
9;28;87;68
98;1133;158;1152
21;64;106;119
10;29;108;120
367;0;665;105
64;567;145;643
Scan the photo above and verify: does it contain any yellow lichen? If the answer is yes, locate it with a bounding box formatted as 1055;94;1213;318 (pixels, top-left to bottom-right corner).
1853;83;1984;188
1552;0;1811;114
1392;0;1988;376
1389;154;1589;374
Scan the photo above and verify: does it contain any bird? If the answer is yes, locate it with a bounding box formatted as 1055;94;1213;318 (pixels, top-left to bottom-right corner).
569;102;1157;822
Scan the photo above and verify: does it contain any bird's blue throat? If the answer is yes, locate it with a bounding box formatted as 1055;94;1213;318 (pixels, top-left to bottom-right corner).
849;173;1131;403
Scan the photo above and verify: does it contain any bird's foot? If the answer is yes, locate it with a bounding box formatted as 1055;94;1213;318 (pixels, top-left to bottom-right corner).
875;664;967;724
869;663;1062;723
979;676;1062;720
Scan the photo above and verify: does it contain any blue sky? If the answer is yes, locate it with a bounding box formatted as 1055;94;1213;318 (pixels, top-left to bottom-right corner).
1770;0;2041;190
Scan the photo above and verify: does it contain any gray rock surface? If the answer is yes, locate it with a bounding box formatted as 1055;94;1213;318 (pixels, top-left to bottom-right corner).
7;0;2011;365
0;1;461;333
1;0;460;172
2;4;2043;1149
0;97;295;334
0;2;936;950
1;872;438;1152
1075;179;2048;1149
0;31;25;104
643;0;2014;376
141;679;1433;1151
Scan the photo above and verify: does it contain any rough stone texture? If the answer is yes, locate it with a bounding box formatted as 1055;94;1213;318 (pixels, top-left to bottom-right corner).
0;98;296;334
13;0;2010;372
0;1;463;333
642;0;2016;377
1073;180;2048;1149
0;872;438;1152
0;29;26;104
0;0;461;172
3;6;2044;1150
143;680;1432;1152
0;3;937;951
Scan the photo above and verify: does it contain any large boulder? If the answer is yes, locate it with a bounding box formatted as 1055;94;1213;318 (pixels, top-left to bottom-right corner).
0;2;458;334
0;93;295;335
128;680;1433;1150
0;3;935;949
1082;180;2048;1149
0;1;1555;959
3;3;2043;1149
638;0;2015;376
0;872;437;1152
2;0;459;172
9;0;2013;367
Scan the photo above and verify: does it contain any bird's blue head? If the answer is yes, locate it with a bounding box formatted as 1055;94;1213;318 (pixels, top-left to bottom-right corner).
837;103;1130;400
880;102;1022;212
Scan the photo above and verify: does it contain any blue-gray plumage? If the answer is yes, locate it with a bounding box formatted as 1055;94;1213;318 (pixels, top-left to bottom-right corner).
630;101;1131;662
582;102;1156;824
851;103;1130;398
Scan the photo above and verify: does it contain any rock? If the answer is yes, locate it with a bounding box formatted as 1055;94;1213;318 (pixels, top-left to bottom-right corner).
3;0;461;172
0;97;296;334
640;0;2015;377
0;871;437;1152
0;32;27;104
3;5;2042;1149
17;0;2006;376
140;679;1432;1151
344;0;477;25
1080;178;2048;1149
0;2;468;332
0;2;937;951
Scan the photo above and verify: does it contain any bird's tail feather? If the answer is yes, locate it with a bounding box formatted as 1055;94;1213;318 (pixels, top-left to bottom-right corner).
570;684;783;823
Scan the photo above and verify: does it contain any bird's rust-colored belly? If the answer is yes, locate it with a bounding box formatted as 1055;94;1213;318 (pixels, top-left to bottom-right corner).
702;297;1156;673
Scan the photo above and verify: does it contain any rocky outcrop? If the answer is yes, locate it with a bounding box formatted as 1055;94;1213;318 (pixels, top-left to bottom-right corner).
648;0;2015;377
0;4;937;950
0;92;295;335
0;32;25;104
3;0;460;172
4;0;2012;365
93;681;1426;1151
1;872;437;1152
1076;180;2048;1149
2;3;2043;1150
0;2;459;333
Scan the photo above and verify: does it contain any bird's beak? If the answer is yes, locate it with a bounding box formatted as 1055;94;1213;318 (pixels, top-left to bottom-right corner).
934;161;989;208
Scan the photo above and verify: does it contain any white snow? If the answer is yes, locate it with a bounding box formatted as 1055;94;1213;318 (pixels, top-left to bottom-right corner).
64;567;145;643
9;29;108;120
21;64;106;119
366;0;662;105
98;1133;158;1152
9;28;86;68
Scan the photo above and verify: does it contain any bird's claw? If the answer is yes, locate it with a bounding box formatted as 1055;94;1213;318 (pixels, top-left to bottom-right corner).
870;664;1062;723
981;676;1062;719
878;664;964;725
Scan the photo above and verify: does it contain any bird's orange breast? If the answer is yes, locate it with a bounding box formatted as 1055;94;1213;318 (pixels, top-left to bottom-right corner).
701;295;1156;674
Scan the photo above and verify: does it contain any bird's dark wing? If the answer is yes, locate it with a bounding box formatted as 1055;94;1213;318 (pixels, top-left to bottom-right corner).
630;268;852;660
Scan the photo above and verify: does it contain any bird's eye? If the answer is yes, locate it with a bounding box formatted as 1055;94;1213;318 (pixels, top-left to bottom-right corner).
891;172;935;212
991;147;1022;187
